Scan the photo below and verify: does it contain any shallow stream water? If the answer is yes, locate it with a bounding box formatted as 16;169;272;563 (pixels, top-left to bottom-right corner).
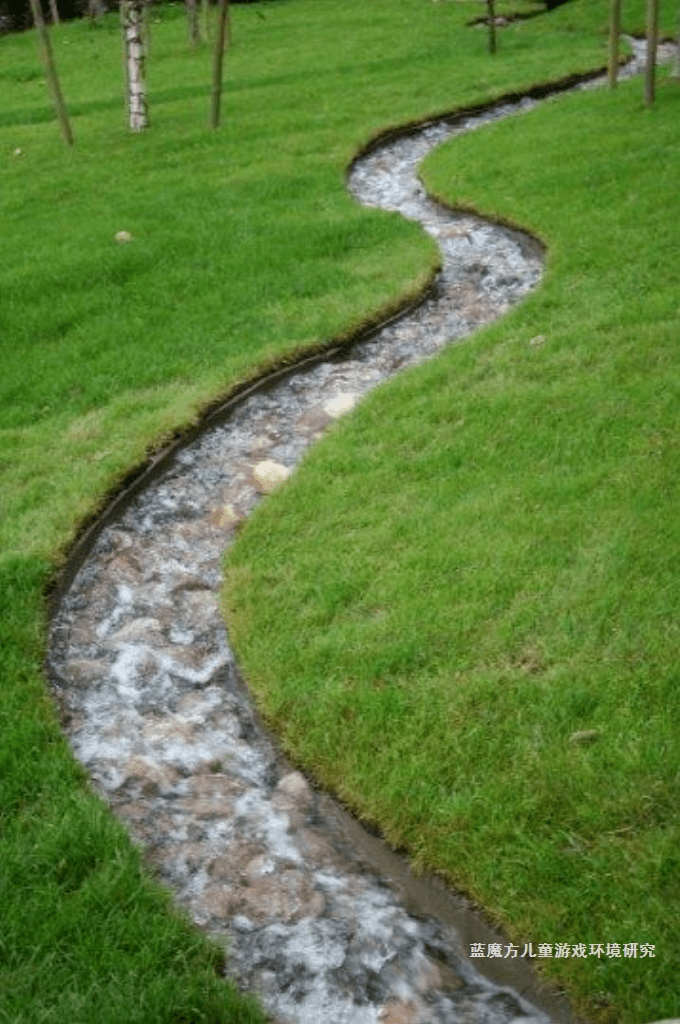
47;43;663;1024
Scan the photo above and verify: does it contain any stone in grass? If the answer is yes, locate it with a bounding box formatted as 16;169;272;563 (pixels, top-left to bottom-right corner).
252;460;291;493
569;729;601;745
323;392;359;418
115;230;133;243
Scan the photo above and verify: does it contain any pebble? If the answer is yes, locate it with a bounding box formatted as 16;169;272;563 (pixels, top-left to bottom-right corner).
48;47;665;1024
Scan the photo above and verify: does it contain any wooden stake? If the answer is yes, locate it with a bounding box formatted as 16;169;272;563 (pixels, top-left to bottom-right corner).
645;0;659;106
608;0;622;89
186;0;200;47
210;0;229;128
28;0;73;145
487;0;496;55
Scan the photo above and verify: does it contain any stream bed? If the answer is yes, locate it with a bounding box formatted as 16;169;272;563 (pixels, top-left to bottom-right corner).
48;48;660;1024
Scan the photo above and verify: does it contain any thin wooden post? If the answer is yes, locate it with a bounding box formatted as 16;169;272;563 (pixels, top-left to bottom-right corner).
210;0;229;128
608;0;622;88
487;0;496;55
28;0;73;145
645;0;659;106
186;0;200;47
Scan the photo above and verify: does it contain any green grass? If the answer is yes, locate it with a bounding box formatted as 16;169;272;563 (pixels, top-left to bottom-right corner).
223;20;680;1024
1;0;678;1021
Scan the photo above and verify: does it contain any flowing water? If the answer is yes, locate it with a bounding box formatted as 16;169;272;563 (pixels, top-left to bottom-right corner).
48;44;663;1024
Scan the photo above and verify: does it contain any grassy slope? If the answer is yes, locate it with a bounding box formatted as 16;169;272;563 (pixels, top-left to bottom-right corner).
223;11;680;1024
1;0;677;1021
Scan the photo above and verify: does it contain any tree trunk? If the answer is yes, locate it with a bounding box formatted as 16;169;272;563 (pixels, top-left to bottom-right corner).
487;0;496;55
645;0;659;106
48;0;60;24
186;0;200;47
201;0;211;41
608;0;622;88
28;0;73;145
210;0;229;128
121;0;149;130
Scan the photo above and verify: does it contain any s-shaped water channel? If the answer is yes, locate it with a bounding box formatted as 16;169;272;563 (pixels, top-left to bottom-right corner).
48;57;653;1024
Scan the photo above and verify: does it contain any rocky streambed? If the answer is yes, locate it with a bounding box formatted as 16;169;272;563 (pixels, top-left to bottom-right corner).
48;47;661;1024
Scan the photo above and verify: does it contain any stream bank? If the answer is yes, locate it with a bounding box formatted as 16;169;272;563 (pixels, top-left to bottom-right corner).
48;45;666;1024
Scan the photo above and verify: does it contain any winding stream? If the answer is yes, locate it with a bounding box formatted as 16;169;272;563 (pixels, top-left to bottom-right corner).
48;46;657;1024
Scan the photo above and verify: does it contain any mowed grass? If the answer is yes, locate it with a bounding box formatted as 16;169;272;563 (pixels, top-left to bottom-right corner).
223;27;680;1024
1;0;677;1021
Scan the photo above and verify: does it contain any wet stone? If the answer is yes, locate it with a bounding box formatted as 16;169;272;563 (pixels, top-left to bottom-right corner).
46;61;663;1024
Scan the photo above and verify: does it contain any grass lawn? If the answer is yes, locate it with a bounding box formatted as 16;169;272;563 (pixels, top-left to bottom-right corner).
223;16;680;1024
1;0;677;1021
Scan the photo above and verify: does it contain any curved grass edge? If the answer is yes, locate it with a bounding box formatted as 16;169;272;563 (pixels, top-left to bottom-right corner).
223;64;680;1024
2;1;676;1021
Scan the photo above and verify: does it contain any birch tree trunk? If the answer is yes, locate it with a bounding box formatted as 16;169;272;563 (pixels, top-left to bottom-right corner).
28;0;73;145
645;0;659;106
608;0;622;88
121;0;149;130
48;0;60;24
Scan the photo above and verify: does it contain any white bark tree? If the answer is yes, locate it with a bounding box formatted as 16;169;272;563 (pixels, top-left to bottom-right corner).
120;0;149;130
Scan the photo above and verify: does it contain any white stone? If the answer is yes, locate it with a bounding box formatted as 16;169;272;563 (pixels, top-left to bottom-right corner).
569;729;600;745
209;503;239;528
276;770;312;806
252;460;291;492
323;392;359;417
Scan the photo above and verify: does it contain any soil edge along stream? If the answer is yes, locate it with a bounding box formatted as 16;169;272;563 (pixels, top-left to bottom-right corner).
48;51;656;1024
